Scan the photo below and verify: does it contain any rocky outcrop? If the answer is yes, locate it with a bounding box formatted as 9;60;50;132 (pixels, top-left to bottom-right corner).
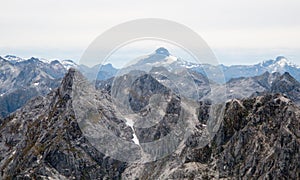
123;94;300;179
224;71;300;106
0;68;299;179
214;94;300;179
270;72;300;105
0;69;129;179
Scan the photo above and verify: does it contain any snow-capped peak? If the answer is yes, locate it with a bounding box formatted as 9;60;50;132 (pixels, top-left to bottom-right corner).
260;56;299;71
152;55;178;66
60;60;78;69
134;47;203;70
4;55;51;64
39;58;50;64
274;56;293;67
2;54;78;69
4;55;25;63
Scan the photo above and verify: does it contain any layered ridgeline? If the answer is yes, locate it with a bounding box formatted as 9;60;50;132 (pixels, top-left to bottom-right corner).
97;48;300;108
97;48;300;83
1;48;300;118
0;68;299;179
0;56;67;118
0;48;300;179
0;56;115;118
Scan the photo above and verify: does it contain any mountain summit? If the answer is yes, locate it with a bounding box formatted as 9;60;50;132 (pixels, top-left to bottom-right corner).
155;47;170;56
0;69;130;179
118;47;178;73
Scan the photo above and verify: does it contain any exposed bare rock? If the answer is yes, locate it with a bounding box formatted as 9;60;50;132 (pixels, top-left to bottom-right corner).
0;69;129;179
1;68;299;179
123;94;300;179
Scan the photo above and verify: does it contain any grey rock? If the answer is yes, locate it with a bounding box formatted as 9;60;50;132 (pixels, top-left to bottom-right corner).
0;69;129;179
123;94;300;179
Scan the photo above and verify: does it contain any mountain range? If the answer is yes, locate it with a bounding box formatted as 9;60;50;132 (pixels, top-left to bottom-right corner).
0;67;299;179
0;48;300;179
0;55;115;118
94;48;300;83
1;48;300;117
3;48;300;82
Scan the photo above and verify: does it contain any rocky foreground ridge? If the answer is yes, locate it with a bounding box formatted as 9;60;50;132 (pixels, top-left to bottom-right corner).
0;69;299;179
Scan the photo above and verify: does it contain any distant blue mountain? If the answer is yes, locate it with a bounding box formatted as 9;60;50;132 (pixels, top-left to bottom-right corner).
97;63;118;80
1;51;300;118
220;56;300;82
3;51;300;84
107;48;300;84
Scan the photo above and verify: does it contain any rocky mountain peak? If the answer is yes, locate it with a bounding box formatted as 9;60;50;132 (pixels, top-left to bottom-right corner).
59;68;76;95
275;56;287;62
281;71;299;82
260;56;292;68
123;93;300;179
28;57;40;62
270;72;300;98
4;55;23;62
0;68;131;179
155;47;170;56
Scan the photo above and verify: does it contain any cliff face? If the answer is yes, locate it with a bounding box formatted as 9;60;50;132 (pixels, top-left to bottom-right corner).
0;69;299;179
0;69;128;179
214;94;300;179
123;94;300;179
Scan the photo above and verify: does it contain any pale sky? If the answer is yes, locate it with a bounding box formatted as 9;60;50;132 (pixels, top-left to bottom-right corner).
0;0;299;65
